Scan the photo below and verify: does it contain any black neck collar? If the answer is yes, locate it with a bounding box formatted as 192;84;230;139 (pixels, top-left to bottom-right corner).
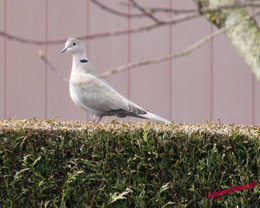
80;59;88;63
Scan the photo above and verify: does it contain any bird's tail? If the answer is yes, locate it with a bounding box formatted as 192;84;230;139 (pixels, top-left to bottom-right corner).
140;112;172;124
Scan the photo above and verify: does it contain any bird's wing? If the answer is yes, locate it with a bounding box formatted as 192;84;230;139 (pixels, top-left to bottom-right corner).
78;75;146;115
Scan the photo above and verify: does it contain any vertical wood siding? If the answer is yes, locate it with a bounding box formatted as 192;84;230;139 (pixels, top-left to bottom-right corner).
5;0;46;119
254;13;260;125
0;0;5;118
130;0;171;121
0;0;259;125
171;1;212;123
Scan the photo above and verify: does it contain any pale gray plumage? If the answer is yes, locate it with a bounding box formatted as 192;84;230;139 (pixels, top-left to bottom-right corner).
62;38;171;124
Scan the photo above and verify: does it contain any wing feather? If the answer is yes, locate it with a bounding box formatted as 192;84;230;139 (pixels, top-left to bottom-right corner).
71;73;147;117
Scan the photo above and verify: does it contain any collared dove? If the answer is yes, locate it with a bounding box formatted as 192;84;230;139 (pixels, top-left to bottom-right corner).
62;38;171;124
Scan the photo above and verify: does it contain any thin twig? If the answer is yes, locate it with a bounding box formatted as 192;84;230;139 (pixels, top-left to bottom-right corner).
90;0;143;18
148;7;197;14
129;0;162;23
121;1;197;14
38;50;69;83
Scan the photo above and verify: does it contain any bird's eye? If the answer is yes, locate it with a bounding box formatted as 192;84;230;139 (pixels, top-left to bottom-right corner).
73;43;76;46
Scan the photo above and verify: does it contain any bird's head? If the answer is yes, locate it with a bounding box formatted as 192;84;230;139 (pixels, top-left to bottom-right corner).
61;38;85;55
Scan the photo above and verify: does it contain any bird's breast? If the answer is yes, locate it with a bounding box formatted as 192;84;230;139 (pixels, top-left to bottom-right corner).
70;72;92;85
69;72;99;113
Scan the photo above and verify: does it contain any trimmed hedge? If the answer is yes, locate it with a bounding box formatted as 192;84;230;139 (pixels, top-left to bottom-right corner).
0;119;259;208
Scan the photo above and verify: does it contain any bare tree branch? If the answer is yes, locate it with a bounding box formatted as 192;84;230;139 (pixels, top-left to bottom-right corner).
0;12;199;45
129;0;162;23
122;0;260;14
158;1;260;11
99;9;260;78
145;7;197;14
90;0;143;18
99;28;225;78
1;1;259;46
91;0;197;19
121;1;197;14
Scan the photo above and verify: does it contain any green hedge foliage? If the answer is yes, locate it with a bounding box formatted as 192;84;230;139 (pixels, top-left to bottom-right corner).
0;119;259;208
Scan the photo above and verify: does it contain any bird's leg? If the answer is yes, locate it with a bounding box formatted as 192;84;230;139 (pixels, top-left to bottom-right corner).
90;115;103;123
90;115;97;123
96;116;103;123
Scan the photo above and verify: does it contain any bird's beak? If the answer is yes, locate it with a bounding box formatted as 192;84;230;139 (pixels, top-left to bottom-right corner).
61;47;67;53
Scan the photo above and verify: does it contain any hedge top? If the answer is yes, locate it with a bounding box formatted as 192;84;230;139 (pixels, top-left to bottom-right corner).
0;119;259;139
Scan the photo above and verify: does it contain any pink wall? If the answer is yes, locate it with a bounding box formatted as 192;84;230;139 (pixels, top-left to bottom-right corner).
0;0;259;125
